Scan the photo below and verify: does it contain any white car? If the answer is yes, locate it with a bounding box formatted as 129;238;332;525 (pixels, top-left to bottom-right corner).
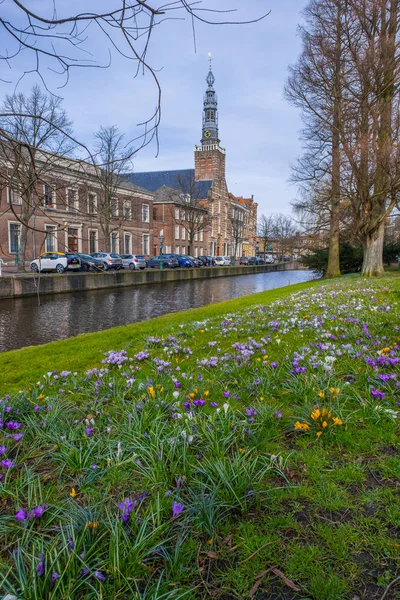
30;252;68;273
214;256;231;266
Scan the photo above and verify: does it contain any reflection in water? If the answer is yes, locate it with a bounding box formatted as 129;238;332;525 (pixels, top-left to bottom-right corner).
0;270;316;352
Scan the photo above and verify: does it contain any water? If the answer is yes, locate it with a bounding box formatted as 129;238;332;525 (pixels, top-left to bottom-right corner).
0;270;316;352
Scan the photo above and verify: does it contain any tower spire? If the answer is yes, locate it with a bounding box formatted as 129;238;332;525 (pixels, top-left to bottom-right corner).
201;55;219;145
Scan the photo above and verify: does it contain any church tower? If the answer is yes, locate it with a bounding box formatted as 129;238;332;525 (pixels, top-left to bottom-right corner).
194;60;226;182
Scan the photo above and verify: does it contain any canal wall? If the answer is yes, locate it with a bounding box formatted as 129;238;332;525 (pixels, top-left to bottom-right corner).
0;262;302;299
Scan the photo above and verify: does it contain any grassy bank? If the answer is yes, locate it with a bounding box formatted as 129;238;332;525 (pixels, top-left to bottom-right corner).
0;278;321;396
0;274;400;600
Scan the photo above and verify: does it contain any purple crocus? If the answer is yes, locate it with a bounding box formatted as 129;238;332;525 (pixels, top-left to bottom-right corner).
36;553;45;576
1;459;16;468
118;497;133;524
15;508;28;521
271;362;278;369
85;427;93;436
6;421;21;430
223;391;231;398
193;399;205;408
172;501;184;519
13;433;23;442
371;389;386;400
29;504;49;519
51;572;60;585
94;570;106;581
275;410;283;420
0;445;7;456
182;401;191;410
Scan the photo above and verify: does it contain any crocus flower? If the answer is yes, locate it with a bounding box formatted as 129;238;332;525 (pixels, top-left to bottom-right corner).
94;571;106;581
172;501;184;519
13;433;23;442
51;572;60;585
193;399;205;407
6;421;21;430
15;509;28;521
36;553;45;576
0;445;7;456
85;427;93;436
29;504;48;519
1;459;16;468
275;410;283;419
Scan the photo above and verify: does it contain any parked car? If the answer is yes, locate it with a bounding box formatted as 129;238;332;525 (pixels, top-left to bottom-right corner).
181;255;202;268
77;253;105;271
264;254;274;264
172;255;193;268
90;252;122;270
187;256;203;268
121;254;146;270
214;256;230;266
239;256;249;265
64;252;82;271
146;254;179;269
248;257;265;266
30;252;68;274
198;255;215;266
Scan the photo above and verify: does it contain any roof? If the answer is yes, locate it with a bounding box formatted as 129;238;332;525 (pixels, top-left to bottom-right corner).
124;169;213;199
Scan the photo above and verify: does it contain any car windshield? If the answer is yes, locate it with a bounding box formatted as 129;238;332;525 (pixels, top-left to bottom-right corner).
79;254;92;260
121;255;132;259
110;254;120;258
135;255;145;259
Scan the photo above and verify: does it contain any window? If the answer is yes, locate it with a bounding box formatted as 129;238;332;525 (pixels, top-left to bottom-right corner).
142;203;149;223
111;232;119;253
9;177;21;204
181;209;186;221
124;233;131;254
111;198;119;218
175;207;179;220
175;226;179;240
194;247;198;257
181;227;186;240
200;230;203;242
43;184;54;208
124;201;132;220
67;188;78;211
8;222;20;253
142;234;150;255
200;247;203;255
194;232;198;242
181;246;185;254
89;230;98;254
45;225;57;252
67;227;79;252
165;245;171;253
88;193;97;214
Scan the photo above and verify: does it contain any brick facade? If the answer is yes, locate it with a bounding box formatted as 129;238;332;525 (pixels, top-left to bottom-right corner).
0;151;154;266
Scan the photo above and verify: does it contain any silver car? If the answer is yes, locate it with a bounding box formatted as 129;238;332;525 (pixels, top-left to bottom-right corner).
90;252;122;271
121;254;146;270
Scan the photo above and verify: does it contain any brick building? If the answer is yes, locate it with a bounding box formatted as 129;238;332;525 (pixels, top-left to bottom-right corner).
127;63;257;259
0;147;154;266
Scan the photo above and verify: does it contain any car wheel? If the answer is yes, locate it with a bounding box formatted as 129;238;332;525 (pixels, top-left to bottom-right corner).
80;264;88;272
55;264;65;274
129;263;135;270
30;263;39;273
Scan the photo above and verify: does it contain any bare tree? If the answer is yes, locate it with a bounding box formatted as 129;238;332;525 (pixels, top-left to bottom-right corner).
91;126;135;253
257;214;276;254
285;0;346;278
0;86;74;269
168;175;212;256
272;213;296;260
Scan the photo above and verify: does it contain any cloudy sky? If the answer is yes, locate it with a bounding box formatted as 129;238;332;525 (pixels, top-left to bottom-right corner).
0;0;308;217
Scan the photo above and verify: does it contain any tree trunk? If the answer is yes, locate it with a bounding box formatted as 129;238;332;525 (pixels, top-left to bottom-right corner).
361;220;385;276
326;0;342;279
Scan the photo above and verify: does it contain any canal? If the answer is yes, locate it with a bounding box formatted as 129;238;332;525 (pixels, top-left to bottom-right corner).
0;270;316;352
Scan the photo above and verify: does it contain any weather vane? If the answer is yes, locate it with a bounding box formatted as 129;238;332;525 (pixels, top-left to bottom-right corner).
208;51;212;70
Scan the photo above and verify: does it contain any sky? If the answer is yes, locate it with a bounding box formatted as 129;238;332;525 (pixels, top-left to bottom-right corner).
0;0;308;217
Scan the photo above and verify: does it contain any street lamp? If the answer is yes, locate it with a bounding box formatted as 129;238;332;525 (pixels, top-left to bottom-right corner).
159;234;165;256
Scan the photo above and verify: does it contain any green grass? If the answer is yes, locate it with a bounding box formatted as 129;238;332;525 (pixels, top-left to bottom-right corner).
0;273;400;600
0;277;322;395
